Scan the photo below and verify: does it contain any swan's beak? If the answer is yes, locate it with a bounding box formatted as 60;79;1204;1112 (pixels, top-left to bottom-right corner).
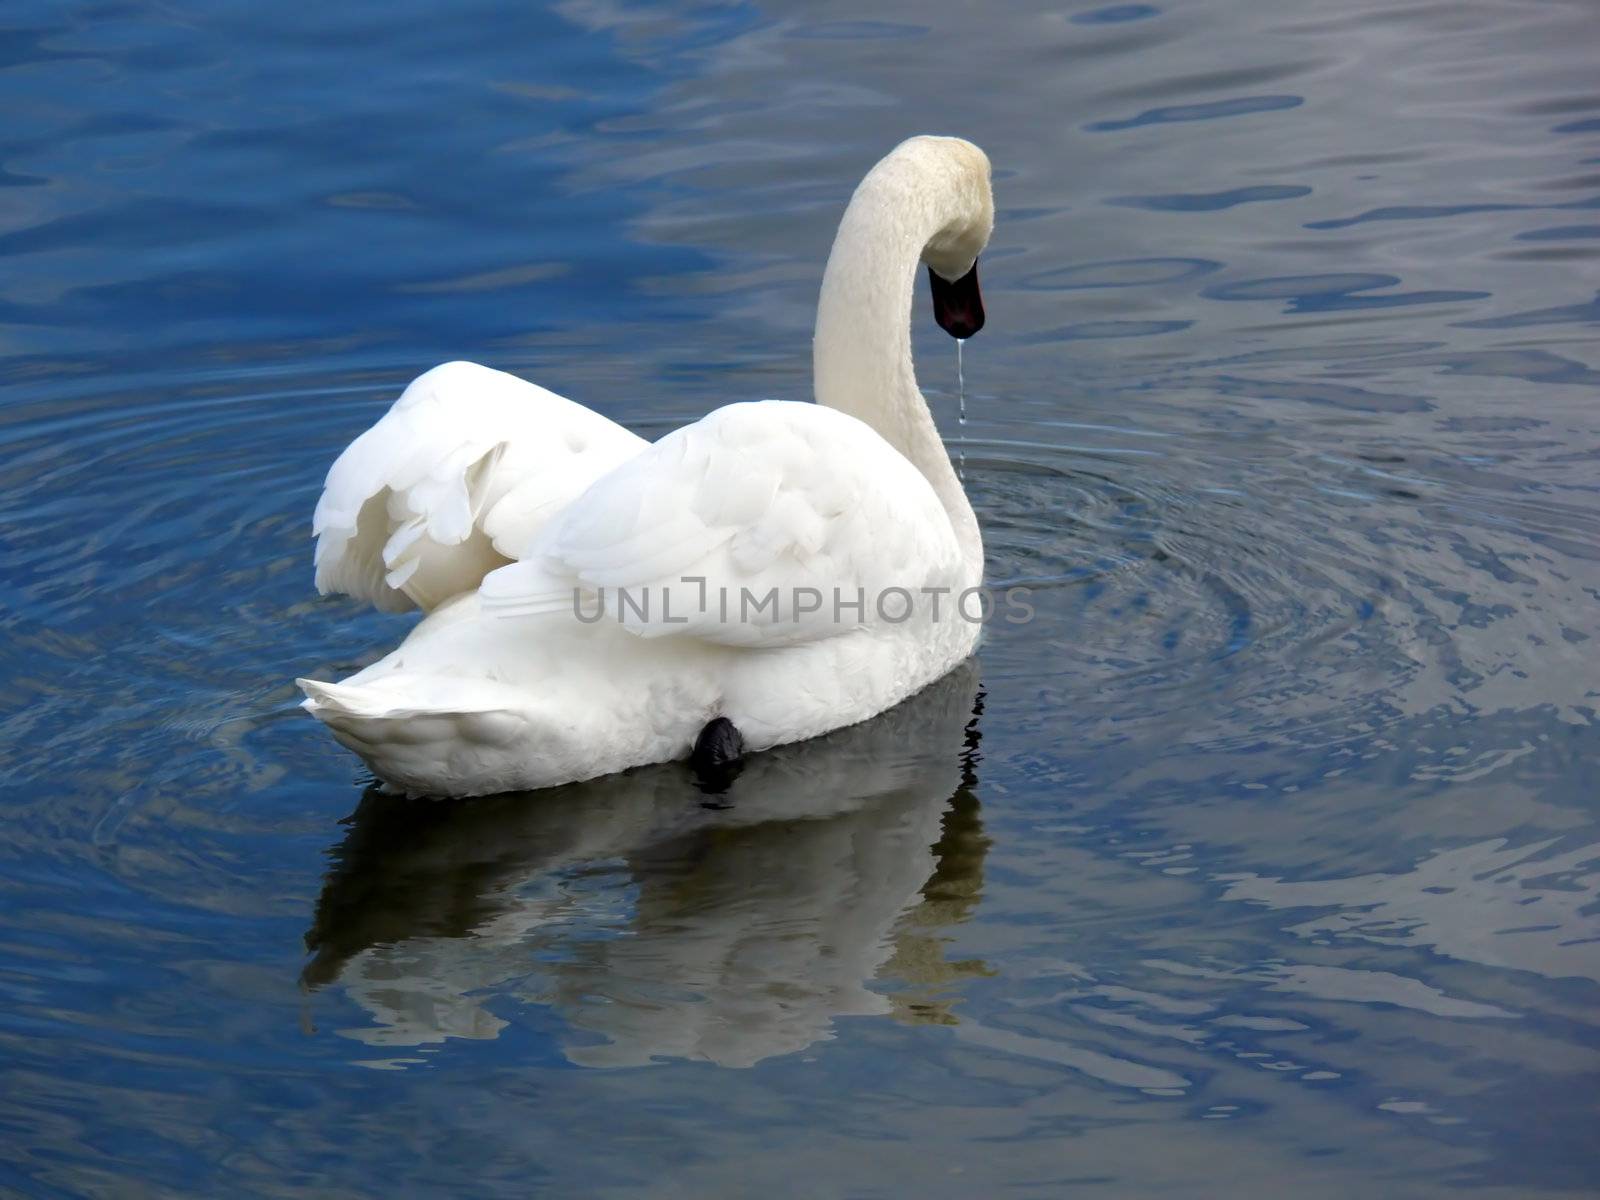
929;259;984;340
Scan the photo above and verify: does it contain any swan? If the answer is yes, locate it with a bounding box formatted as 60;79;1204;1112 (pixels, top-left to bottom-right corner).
298;135;994;797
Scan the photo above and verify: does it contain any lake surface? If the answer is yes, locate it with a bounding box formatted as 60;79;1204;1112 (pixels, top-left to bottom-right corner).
2;1;1598;1195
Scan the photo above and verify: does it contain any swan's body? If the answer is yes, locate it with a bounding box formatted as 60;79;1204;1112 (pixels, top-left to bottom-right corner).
299;136;995;796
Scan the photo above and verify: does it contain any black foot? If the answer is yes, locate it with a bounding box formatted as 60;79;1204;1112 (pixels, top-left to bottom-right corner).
690;717;745;799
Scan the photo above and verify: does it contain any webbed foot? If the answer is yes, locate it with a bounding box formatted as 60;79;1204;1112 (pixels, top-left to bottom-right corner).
690;717;745;799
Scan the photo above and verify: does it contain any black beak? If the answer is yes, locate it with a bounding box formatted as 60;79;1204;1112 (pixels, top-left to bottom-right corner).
929;259;984;340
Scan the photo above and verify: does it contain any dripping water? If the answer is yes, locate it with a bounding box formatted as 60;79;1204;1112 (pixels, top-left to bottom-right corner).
956;337;967;481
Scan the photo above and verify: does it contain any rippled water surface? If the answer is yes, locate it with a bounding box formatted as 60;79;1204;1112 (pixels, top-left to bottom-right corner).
3;1;1598;1196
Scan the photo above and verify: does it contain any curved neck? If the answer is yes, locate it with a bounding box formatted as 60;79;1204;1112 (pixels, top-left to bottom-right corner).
812;171;982;577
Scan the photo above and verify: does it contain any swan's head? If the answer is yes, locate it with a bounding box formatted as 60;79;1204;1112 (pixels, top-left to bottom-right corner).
819;134;996;359
906;136;994;341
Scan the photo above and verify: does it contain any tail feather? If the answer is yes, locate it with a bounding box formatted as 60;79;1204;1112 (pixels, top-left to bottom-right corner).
297;677;406;719
297;676;521;721
297;676;547;797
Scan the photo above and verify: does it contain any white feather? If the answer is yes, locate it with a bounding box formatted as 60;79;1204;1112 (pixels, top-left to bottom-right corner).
312;360;645;612
478;401;963;646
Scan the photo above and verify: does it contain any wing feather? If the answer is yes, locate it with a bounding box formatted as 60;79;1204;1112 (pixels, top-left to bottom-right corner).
312;360;645;613
479;401;965;647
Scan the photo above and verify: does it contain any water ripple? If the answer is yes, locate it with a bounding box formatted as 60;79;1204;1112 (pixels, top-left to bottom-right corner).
1085;94;1304;132
1109;185;1312;212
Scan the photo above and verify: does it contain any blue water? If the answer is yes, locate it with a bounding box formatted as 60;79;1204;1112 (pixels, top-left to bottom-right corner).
3;1;1598;1195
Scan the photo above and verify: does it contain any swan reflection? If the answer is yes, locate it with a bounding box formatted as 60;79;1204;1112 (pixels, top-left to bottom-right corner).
304;661;989;1067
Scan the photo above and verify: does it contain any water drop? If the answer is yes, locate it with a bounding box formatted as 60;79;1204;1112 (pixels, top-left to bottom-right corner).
956;337;967;481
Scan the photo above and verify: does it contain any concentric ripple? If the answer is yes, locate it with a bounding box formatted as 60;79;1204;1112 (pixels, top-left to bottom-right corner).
0;369;402;915
950;401;1414;756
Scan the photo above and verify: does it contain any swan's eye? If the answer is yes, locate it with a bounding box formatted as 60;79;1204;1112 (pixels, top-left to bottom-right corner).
929;260;984;340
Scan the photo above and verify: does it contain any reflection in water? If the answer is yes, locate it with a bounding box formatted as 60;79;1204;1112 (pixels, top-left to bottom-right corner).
304;662;990;1067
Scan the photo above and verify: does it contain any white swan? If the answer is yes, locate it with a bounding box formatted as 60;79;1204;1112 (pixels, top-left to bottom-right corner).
298;135;994;797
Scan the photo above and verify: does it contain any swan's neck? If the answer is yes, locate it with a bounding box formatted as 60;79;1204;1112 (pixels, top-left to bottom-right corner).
812;174;982;578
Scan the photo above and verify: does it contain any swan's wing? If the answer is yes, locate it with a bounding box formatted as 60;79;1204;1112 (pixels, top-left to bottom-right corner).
479;401;966;647
312;361;647;613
